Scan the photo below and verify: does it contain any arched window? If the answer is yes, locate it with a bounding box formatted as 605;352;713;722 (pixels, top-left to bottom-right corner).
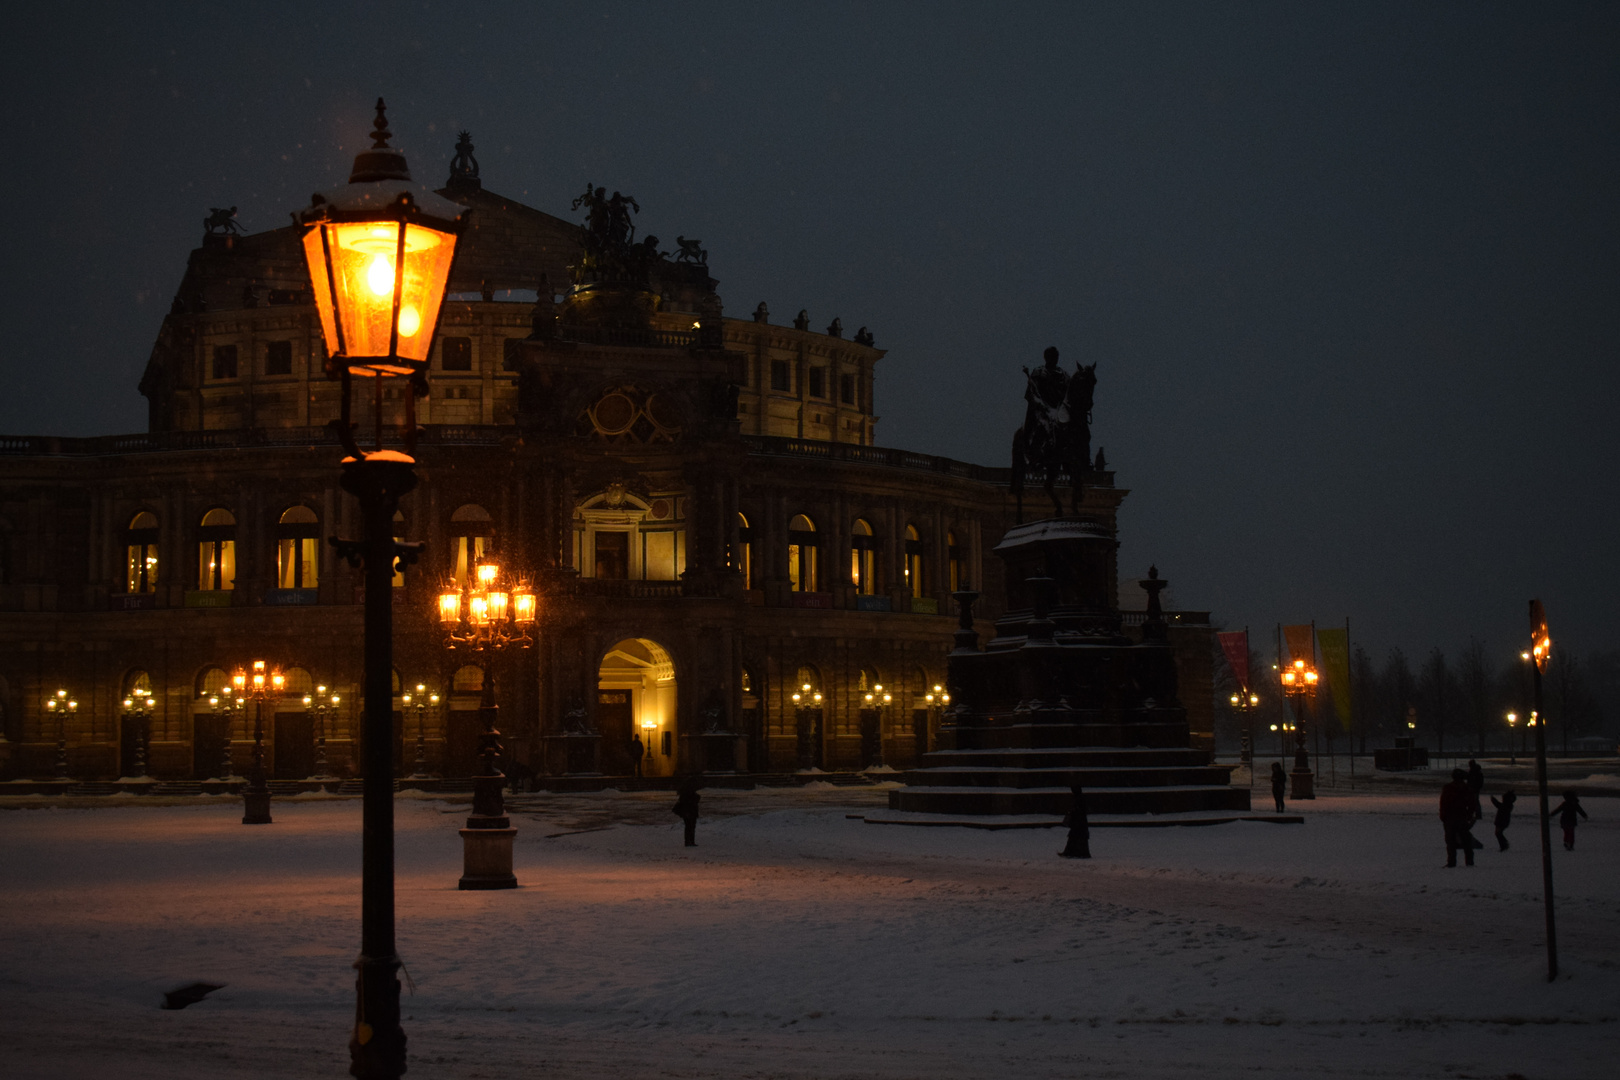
195;666;230;699
452;665;485;694
857;667;880;693
788;514;818;592
124;511;159;594
450;505;493;587
276;506;320;589
735;512;754;589
904;525;924;598
123;670;153;697
282;667;314;698
795;665;821;696
850;518;876;595
947;530;963;593
197;509;236;591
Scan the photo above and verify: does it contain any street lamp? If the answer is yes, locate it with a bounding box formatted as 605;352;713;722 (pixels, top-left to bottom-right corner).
1229;689;1260;772
234;660;285;824
1279;658;1318;799
122;688;154;779
403;683;437;779
791;684;823;770
43;689;75;780
438;549;536;890
921;682;950;760
861;683;892;768
296;98;467;1079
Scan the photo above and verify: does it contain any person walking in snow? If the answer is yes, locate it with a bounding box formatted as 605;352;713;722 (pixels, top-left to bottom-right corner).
673;777;701;847
1270;761;1287;813
1490;790;1517;851
1059;783;1091;859
1551;790;1589;851
1440;768;1476;867
630;733;645;778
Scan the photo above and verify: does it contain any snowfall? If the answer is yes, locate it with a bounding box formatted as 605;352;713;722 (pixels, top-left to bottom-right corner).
1;781;1615;1079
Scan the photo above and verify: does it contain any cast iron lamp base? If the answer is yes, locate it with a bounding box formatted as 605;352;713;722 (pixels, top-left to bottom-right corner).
242;789;273;824
1289;766;1315;800
459;823;518;890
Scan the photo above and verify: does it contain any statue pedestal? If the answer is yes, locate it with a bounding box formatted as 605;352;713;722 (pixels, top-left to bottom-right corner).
241;790;272;825
458;827;517;890
1289;766;1315;800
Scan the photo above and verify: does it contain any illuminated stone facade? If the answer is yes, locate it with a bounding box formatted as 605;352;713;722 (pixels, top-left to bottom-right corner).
0;139;1212;783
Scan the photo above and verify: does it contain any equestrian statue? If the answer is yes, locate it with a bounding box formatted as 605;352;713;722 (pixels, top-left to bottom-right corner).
1011;346;1095;521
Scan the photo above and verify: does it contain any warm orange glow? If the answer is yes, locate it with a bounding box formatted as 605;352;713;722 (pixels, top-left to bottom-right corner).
232;670;246;690
512;589;537;625
1281;670;1297;686
476;559;499;587
301;221;456;373
438;589;462;624
487;590;509;623
468;594;489;626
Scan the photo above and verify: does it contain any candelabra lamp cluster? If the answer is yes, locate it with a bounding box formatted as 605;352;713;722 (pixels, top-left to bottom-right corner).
234;661;285;824
121;687;155;779
438;551;536;890
1279;658;1318;799
43;689;77;780
861;683;892;768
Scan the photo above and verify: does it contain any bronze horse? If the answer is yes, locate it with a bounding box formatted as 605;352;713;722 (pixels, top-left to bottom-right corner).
1011;349;1094;521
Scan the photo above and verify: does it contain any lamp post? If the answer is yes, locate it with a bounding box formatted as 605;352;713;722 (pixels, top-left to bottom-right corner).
438;550;536;890
44;688;75;780
209;692;233;781
1506;711;1518;765
122;688;154;778
404;683;436;779
861;683;891;768
1279;658;1318;799
1230;689;1260;785
294;97;466;1079
921;682;950;760
790;684;823;770
234;660;285;824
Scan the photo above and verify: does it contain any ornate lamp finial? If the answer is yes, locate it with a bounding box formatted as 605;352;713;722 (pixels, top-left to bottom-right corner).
370;98;393;149
450;131;480;180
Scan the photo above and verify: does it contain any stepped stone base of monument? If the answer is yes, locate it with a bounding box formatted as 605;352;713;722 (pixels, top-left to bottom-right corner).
888;747;1250;816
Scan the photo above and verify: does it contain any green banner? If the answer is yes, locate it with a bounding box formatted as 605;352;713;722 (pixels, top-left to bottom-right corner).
1317;626;1352;730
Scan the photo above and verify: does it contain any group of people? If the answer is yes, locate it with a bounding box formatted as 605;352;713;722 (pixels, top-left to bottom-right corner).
1439;758;1589;868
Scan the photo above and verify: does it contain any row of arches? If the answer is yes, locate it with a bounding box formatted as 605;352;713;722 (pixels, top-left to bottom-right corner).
736;513;965;596
120;503;500;595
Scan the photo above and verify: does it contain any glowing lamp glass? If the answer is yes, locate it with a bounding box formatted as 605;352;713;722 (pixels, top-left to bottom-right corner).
301;221;457;375
512;589;537;625
487;591;509;623
438;589;462;624
468;595;489;626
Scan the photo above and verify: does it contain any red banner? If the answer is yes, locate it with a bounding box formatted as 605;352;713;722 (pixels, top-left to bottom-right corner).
1217;631;1250;689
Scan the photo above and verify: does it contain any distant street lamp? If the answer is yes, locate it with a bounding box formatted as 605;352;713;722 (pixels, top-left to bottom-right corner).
1279;658;1318;799
121;687;154;778
862;683;892;768
921;682;950;760
791;684;823;770
44;689;76;780
403;683;438;779
438;550;536;889
1230;689;1260;774
234;661;285;824
296;97;467;1079
303;686;339;778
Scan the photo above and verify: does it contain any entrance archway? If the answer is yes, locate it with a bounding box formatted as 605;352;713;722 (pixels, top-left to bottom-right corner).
597;638;676;776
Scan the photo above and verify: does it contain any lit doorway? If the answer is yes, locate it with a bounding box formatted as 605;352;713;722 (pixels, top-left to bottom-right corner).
597;638;676;776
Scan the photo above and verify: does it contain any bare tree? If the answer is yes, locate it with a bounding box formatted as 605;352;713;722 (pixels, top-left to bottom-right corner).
1458;638;1494;754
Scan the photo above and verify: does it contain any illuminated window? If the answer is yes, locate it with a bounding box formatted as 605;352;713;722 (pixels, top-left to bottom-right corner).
947;530;963;593
788;514;818;592
904;525;924;598
594;532;630;579
572;490;684;581
276;506;320;590
850;518;876;595
197;508;236;590
450;504;494;586
441;336;473;371
124;511;159;594
391;510;406;588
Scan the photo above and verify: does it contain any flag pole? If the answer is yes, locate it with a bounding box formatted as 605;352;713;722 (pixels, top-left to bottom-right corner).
1245;626;1253;791
1346;617;1354;791
1529;599;1557;981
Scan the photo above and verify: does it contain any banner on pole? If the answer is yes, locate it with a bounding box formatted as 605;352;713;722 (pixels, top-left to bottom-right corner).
1217;631;1250;689
1317;626;1352;729
1283;624;1315;668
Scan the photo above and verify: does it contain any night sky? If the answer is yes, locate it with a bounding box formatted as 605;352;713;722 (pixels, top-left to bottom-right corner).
2;3;1615;666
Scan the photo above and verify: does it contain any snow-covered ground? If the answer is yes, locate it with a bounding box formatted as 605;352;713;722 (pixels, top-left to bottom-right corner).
1;786;1614;1079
